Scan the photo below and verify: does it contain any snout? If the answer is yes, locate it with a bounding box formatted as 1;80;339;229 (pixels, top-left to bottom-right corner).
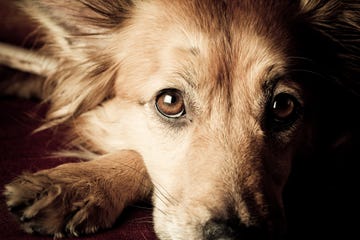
153;195;285;240
150;125;290;239
203;217;268;240
201;202;286;240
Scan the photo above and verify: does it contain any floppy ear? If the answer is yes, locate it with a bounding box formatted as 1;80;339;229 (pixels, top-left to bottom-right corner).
298;0;360;94
16;0;136;129
297;0;360;148
19;0;134;60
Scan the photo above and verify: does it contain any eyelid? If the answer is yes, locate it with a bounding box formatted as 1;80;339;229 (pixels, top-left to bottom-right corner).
272;80;304;110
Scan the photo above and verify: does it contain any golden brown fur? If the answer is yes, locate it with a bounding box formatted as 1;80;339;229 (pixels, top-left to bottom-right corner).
5;150;151;237
2;0;360;239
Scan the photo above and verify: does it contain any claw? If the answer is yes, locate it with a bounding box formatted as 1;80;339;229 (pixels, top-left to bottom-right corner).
54;232;65;239
66;224;79;237
22;223;35;234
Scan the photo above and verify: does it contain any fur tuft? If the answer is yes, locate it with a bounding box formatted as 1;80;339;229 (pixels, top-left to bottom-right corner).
298;0;360;95
15;0;136;130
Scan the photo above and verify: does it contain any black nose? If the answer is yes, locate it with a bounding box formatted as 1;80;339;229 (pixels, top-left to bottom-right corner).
203;218;268;240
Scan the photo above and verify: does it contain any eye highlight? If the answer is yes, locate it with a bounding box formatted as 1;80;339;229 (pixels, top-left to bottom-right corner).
155;89;186;118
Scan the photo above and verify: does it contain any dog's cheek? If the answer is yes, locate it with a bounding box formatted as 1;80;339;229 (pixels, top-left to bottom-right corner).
139;127;193;188
80;99;193;179
149;142;233;238
71;99;150;153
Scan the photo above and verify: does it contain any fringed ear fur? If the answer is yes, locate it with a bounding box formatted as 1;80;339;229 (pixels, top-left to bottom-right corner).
16;0;136;129
17;0;359;131
297;0;360;149
298;0;360;95
18;0;134;58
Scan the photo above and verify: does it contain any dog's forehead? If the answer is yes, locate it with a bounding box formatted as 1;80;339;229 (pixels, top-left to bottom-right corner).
118;0;292;104
154;0;290;81
150;1;290;99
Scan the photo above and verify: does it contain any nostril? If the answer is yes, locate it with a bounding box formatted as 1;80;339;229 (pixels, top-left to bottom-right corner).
203;219;236;240
203;218;268;240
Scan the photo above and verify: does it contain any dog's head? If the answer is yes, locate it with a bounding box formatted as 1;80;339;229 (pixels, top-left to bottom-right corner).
21;0;359;239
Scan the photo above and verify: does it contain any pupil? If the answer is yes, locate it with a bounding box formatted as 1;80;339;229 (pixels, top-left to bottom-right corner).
273;98;288;110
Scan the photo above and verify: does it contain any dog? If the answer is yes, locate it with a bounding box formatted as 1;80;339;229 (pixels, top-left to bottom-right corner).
2;0;359;239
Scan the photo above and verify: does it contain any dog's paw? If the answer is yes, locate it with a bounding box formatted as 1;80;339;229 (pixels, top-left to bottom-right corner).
3;167;120;237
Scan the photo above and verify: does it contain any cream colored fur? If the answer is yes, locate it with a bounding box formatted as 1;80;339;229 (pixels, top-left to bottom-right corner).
3;0;359;239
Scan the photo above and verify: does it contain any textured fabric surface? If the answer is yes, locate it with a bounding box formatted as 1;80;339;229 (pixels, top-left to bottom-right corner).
0;97;157;240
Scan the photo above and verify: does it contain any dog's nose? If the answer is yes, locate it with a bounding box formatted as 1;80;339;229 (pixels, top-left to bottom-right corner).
203;218;267;240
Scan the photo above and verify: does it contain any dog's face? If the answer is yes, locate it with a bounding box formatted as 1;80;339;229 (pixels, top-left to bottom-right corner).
21;0;358;239
75;1;308;238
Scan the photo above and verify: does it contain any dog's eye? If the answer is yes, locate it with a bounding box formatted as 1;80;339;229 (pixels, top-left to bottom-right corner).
271;93;296;119
156;89;186;118
269;93;300;129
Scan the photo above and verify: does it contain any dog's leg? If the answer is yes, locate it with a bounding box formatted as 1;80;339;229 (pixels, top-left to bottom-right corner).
3;150;152;237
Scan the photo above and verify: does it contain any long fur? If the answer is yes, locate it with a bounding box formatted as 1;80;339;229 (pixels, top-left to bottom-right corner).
3;0;360;239
21;0;360;150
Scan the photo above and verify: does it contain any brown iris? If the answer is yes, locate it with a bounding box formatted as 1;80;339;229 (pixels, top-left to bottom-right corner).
271;93;296;120
156;89;186;118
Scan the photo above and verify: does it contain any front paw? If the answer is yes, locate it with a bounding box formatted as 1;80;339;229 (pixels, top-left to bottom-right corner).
4;169;120;237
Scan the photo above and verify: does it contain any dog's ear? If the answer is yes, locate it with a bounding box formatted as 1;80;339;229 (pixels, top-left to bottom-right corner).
298;0;360;94
298;0;360;149
15;0;136;129
18;0;134;59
